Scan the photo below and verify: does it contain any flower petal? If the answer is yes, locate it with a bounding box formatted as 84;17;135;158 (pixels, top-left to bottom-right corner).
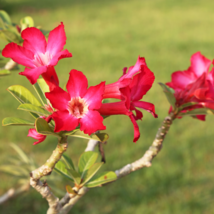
84;81;105;110
133;101;158;118
22;27;47;54
2;43;34;67
130;66;155;101
28;128;46;145
66;69;88;98
49;49;72;66
80;110;106;135
52;111;79;132
129;114;140;143
41;66;59;91
190;52;211;77
45;87;70;111
46;22;67;56
19;66;47;84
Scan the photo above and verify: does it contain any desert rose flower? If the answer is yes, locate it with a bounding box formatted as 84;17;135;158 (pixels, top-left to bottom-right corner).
166;52;214;120
45;69;106;135
2;22;72;86
99;58;157;142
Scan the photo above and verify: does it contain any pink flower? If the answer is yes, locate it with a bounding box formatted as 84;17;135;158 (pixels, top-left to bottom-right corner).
166;52;214;120
28;128;46;145
45;69;106;135
99;57;157;142
2;22;72;85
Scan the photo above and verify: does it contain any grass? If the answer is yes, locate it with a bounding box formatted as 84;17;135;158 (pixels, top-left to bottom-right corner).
1;0;214;213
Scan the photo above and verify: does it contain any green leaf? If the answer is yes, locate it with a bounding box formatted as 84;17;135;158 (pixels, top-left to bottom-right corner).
85;171;117;188
18;103;49;116
81;162;103;186
0;10;12;25
67;168;81;184
178;102;197;111
65;185;76;195
35;118;59;137
1;25;23;43
62;154;75;170
33;81;48;106
2;117;34;126
20;16;34;31
159;83;176;110
7;85;41;106
65;130;109;142
10;143;29;164
54;161;74;182
0;69;10;76
178;108;214;117
78;151;98;178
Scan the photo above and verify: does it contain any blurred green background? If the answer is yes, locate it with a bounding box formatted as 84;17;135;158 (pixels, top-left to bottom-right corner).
1;0;214;213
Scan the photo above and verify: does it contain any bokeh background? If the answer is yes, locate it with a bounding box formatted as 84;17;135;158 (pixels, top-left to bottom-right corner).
1;0;214;213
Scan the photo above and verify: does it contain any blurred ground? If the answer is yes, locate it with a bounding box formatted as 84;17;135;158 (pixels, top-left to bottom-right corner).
0;0;214;213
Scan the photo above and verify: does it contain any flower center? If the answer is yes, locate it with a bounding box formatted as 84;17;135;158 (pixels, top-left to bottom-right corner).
33;52;52;67
67;97;89;118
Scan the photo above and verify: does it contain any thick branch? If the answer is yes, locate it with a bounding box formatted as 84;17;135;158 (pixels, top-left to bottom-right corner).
30;178;60;214
4;59;17;70
30;136;68;180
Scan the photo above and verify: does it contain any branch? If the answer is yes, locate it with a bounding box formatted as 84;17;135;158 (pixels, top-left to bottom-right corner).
30;136;68;180
115;113;175;178
4;59;17;70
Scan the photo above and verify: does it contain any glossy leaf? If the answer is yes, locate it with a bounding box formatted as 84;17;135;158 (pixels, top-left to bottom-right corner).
178;108;214;117
33;81;48;106
159;83;176;110
65;185;76;195
67;168;81;185
2;117;34;126
81;162;103;186
35;118;59;136
0;69;10;76
78;151;98;178
62;154;75;170
18;103;49;116
85;171;117;188
0;10;12;25
66;130;109;142
7;85;41;106
54;161;74;182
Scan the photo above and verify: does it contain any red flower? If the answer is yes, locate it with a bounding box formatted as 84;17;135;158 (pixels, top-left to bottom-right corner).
99;57;157;142
166;52;214;120
45;69;106;135
2;23;72;86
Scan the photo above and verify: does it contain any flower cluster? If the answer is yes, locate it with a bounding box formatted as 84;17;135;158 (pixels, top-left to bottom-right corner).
166;52;214;120
2;23;157;144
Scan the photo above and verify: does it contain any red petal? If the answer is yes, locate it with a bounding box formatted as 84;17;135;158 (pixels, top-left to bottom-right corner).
66;69;88;98
84;81;105;110
49;49;72;66
47;23;67;56
45;87;70;111
130;65;155;101
80;110;106;135
52;111;79;132
28;128;46;145
41;66;59;91
98;102;129;116
22;27;47;54
190;52;211;77
129;114;140;143
2;43;34;67
19;66;47;84
133;101;158;118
